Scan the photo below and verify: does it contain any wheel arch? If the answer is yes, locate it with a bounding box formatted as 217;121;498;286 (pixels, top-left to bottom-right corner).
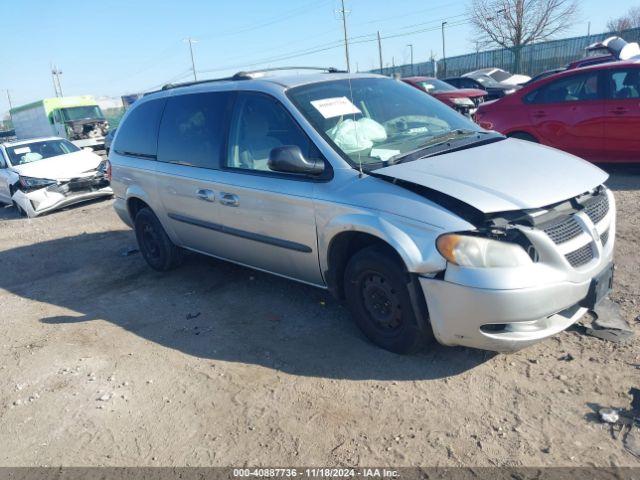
124;184;154;223
321;214;443;299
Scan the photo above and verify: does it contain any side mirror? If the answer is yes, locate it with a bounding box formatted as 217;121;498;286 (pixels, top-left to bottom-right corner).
268;145;324;175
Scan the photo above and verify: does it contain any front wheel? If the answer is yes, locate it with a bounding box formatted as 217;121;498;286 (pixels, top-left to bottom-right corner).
344;245;433;354
134;207;183;271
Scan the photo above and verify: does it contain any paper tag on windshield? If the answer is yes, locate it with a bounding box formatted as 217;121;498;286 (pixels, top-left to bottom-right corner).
370;148;400;162
310;97;361;119
14;147;31;155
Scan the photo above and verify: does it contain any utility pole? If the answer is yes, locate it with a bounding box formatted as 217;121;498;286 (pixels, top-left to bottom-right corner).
407;44;414;75
6;89;13;124
184;37;198;81
51;64;63;97
392;56;395;75
339;0;351;72
377;31;383;73
441;22;448;78
587;21;591;36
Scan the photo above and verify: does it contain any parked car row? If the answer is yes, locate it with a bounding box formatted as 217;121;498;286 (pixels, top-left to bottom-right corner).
476;37;640;163
400;36;639;164
2;38;631;355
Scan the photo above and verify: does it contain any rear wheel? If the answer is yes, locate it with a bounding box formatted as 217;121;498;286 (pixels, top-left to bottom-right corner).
344;245;433;354
508;132;538;143
134;207;183;271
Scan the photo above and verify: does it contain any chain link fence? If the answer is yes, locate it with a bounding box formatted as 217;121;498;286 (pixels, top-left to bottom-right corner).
373;27;640;79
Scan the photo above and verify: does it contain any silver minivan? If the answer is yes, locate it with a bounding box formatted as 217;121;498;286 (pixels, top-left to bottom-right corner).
109;69;615;354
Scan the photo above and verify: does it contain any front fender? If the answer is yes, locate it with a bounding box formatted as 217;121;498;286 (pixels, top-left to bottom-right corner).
319;212;448;276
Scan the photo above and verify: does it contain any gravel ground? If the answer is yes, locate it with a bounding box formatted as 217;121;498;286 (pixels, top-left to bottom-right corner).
0;170;638;467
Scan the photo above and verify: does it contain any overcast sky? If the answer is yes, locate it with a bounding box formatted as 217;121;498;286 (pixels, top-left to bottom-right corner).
1;0;637;116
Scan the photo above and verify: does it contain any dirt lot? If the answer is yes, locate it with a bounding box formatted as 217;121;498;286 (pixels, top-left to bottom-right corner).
0;170;638;467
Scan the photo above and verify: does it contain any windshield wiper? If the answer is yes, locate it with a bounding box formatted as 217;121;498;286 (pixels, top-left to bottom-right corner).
387;129;487;165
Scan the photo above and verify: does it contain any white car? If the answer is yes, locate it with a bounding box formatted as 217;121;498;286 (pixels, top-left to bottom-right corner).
464;68;531;86
0;137;112;217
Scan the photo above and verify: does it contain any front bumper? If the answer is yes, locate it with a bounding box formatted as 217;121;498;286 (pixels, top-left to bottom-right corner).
420;189;616;352
12;175;112;217
421;276;593;352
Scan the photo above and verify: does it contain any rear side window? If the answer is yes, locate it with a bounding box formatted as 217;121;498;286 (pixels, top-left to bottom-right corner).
527;72;601;104
157;91;234;169
113;98;165;158
609;69;640;99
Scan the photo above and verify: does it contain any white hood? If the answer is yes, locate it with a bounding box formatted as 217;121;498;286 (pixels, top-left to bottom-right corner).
502;74;531;85
10;150;103;180
374;138;608;214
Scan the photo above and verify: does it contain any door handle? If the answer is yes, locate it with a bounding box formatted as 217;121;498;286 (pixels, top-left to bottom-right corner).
219;192;239;207
610;107;629;115
532;111;547;119
196;189;216;202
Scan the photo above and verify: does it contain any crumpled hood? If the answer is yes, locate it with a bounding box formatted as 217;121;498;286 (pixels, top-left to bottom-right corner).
373;138;608;214
10;150;103;180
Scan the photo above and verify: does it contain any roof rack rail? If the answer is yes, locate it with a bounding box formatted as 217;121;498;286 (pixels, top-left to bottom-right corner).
160;66;346;91
232;66;346;79
161;75;237;91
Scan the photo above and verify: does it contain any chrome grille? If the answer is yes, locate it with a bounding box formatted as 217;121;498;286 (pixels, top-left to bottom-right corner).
583;193;609;225
601;229;610;246
565;243;594;267
543;216;583;244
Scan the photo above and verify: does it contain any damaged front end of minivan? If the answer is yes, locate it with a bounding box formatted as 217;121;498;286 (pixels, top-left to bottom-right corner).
377;172;616;352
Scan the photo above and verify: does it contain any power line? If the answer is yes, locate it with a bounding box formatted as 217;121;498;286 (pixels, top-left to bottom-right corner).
196;17;472;77
197;0;333;40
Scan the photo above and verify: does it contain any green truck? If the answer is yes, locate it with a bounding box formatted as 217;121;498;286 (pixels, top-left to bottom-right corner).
10;96;109;149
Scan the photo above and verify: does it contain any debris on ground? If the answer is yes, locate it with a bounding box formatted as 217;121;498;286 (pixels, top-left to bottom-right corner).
186;312;201;320
559;353;575;362
98;393;112;402
584;298;634;343
600;408;620;424
594;388;640;459
120;247;139;257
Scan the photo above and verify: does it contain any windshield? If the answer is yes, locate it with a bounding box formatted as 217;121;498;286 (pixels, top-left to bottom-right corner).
418;79;457;92
6;139;80;166
60;105;104;122
472;75;501;87
287;78;482;167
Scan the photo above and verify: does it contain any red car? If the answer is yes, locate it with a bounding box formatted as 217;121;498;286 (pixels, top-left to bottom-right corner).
476;61;640;163
402;76;487;117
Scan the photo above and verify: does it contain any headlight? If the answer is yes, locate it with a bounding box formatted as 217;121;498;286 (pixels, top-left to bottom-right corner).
452;97;474;106
18;176;57;191
436;233;532;268
505;89;517;95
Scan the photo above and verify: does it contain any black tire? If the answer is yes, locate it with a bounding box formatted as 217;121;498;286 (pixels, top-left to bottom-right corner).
134;207;183;271
12;200;27;217
508;132;538;143
344;245;433;354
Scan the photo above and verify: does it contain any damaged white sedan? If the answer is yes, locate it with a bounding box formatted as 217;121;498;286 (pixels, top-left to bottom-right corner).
0;137;112;217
